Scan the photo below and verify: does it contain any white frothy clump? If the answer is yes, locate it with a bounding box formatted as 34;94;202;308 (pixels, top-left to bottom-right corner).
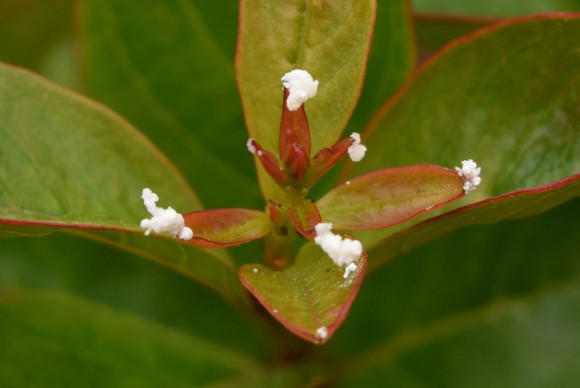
348;132;367;162
343;263;358;279
281;69;319;111
314;223;362;266
316;326;328;340
246;138;257;154
455;159;482;194
140;188;193;240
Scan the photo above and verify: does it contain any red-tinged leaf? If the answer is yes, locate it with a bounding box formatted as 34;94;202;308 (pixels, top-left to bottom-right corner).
287;200;322;239
247;139;289;187
240;243;367;344
366;174;580;271
318;165;465;230
184;209;272;248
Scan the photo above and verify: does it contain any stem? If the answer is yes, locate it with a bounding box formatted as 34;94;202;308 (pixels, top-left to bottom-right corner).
263;202;297;269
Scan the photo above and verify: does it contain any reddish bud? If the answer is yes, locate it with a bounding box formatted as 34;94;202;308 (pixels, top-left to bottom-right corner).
279;88;311;182
306;136;354;187
247;138;290;186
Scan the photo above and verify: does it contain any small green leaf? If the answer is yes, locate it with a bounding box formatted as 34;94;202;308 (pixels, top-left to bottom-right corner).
236;0;376;200
0;289;260;386
184;208;272;247
240;243;367;344
318;165;464;230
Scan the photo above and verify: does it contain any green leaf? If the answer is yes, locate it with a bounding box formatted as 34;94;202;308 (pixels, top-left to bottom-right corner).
412;0;580;17
345;0;415;133
318;165;464;230
344;15;580;249
0;62;200;226
0;289;261;386
236;0;376;200
240;243;367;344
79;0;258;209
0;63;246;305
332;198;580;386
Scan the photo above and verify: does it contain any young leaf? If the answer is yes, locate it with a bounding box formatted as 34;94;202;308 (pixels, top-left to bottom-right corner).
184;208;272;248
240;243;367;344
318;165;464;230
343;15;580;246
287;200;321;239
0;289;261;386
236;0;376;200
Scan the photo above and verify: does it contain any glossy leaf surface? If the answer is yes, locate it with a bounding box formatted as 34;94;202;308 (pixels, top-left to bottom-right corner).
318;165;464;230
79;0;258;209
184;208;272;247
0;63;199;226
0;289;260;386
240;243;367;344
0;63;246;306
344;15;580;249
236;0;376;200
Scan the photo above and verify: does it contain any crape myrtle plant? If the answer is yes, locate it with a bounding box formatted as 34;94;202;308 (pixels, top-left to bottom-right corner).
1;0;579;386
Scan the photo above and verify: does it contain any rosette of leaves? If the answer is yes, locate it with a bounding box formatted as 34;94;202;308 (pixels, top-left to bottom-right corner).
0;0;579;386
